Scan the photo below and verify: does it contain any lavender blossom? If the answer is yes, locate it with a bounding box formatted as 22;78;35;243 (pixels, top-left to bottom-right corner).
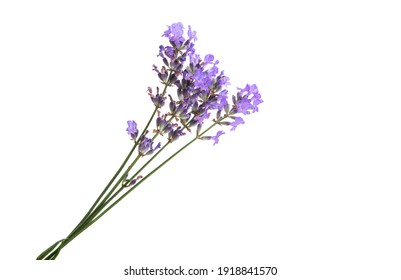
169;99;190;121
215;89;229;111
168;127;185;143
200;130;225;145
156;23;262;142
230;117;245;131
187;25;197;41
211;130;225;145
194;111;211;124
235;84;263;114
189;53;200;65
156;116;173;135
150;94;165;108
162;22;185;46
138;135;161;156
204;54;214;65
126;120;138;140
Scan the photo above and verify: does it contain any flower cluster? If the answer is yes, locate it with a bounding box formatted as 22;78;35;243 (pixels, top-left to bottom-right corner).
133;22;263;148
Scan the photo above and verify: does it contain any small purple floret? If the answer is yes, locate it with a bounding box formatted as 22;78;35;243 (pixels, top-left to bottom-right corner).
163;22;185;46
204;54;214;64
194;111;211;124
138;136;161;156
126;120;138;140
211;130;225;145
187;25;197;41
230;117;245;131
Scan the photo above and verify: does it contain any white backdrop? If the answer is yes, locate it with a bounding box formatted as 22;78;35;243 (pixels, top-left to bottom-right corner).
1;0;400;279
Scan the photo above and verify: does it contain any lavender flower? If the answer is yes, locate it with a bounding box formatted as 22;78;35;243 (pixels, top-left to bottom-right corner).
138;134;161;156
235;84;263;114
169;98;190;121
156;23;263;142
200;130;225;145
189;53;200;65
126;120;138;140
162;22;185;46
204;54;214;65
187;25;197;41
194;111;211;124
230;117;245;131
156;116;173;135
150;93;165;108
168;127;185;143
214;89;229;111
211;130;225;145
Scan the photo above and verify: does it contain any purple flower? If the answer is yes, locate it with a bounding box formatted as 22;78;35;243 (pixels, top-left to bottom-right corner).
204;54;214;65
158;46;165;58
190;53;200;65
193;68;213;91
156;116;173;135
230;117;245;131
236;98;253;114
138;136;161;156
211;130;225;145
186;42;196;59
162;22;185;46
216;72;230;89
168;127;185;143
246;84;263;112
194;111;211;124
156;23;261;144
164;46;175;58
126;120;138;140
236;84;263;114
171;22;184;37
187;25;197;41
216;89;229;111
150;94;165;108
208;64;219;77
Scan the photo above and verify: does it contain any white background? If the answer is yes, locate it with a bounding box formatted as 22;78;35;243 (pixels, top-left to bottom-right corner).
1;0;400;279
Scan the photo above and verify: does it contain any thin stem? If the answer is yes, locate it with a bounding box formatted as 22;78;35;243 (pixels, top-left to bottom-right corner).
63;73;174;241
57;120;222;248
99;135;169;210
54;142;170;251
66;155;141;241
96;155;141;211
64;141;138;241
123;116;174;185
37;75;176;260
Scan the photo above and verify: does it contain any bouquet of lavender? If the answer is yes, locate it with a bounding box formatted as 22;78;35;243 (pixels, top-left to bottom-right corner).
36;22;263;260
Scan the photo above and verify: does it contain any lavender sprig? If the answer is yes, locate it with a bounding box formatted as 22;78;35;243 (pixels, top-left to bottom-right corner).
37;22;262;260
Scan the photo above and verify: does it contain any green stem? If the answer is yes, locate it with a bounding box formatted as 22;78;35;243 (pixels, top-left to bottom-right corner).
96;133;170;212
37;140;141;260
122;115;175;185
67;142;138;237
85;155;141;220
68;77;173;241
37;74;175;260
62;73;174;241
65;155;142;243
56;120;222;249
35;239;64;260
52;142;170;252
